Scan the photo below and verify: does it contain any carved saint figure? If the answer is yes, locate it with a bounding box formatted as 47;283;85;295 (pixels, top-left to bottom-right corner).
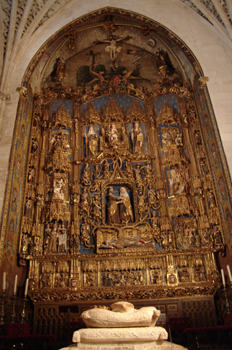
107;186;122;224
144;161;153;185
31;138;38;153
174;131;183;147
155;48;174;77
134;164;143;188
91;165;101;191
138;190;146;217
81;164;91;186
48;224;58;253
124;159;134;179
44;224;51;252
21;234;28;254
28;167;35;183
58;224;67;253
79;188;90;215
207;191;216;208
84;126;98;157
52;57;66;82
25;198;33;217
92;195;101;223
80;218;94;249
147;186;159;209
103;160;111;179
131;122;143;154
151;211;160;236
168;169;186;196
119;187;133;223
53;176;65;200
108;124;119;146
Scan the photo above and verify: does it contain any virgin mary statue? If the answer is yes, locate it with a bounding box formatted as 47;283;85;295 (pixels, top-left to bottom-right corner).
119;187;133;223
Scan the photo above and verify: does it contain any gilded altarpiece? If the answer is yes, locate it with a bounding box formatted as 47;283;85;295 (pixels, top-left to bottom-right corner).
1;9;231;331
18;88;223;308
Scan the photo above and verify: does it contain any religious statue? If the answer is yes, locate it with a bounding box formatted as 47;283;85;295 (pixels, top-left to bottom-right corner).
155;48;174;77
168;169;187;196
25;198;33;217
31;138;38;153
174;131;183;147
94;35;131;62
147;186;159;209
79;188;90;215
28;167;35;183
40;273;52;288
131;122;143;154
53;176;66;200
194;130;202;145
84;126;98;157
107;186;122;224
138;190;147;219
124;159;134;179
108;124;119;146
92;195;101;224
151;211;160;237
80;218;94;249
52;57;66;82
71;193;80;205
213;226;223;247
74;118;78;131
48;224;58;253
103;160;111;179
179;268;190;283
134;164;143;188
21;234;28;254
119;187;133;223
91;165;101;191
81;163;91;186
207;191;216;208
195;265;206;282
58;224;67;253
144;161;153;185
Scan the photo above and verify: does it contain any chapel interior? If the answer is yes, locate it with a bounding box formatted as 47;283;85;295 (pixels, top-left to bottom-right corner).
0;1;232;349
